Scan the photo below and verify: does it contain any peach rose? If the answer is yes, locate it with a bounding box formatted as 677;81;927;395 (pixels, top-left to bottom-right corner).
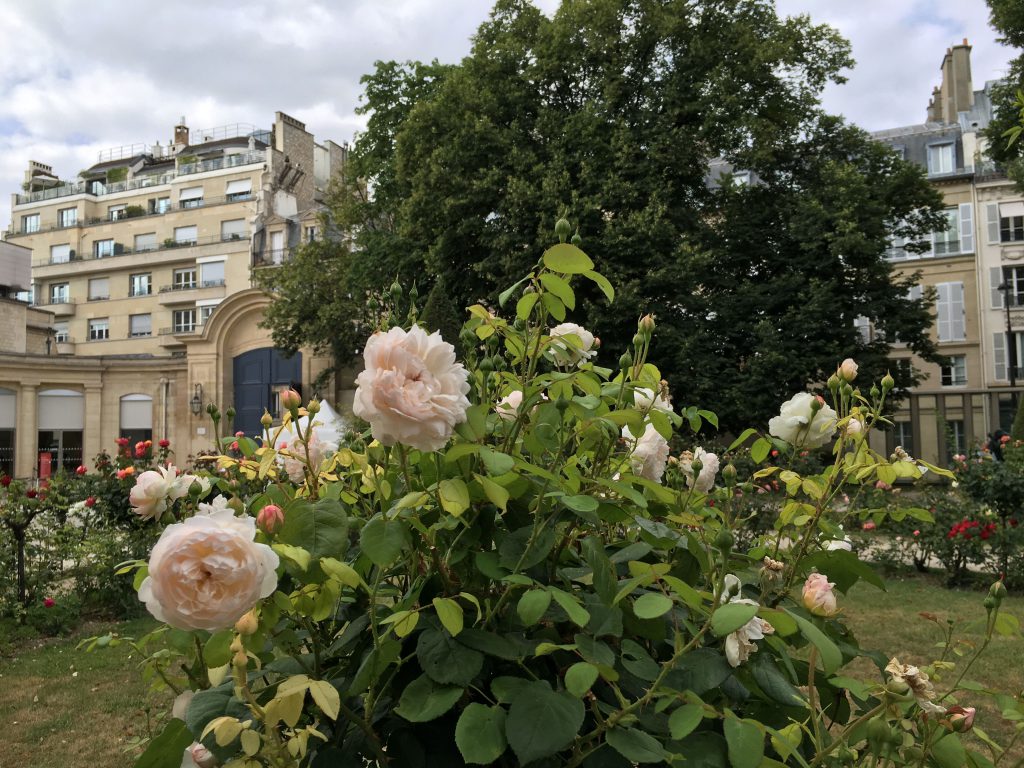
129;465;195;521
802;573;838;617
352;326;470;451
138;498;278;631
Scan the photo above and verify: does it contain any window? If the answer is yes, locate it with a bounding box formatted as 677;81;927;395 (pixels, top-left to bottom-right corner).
134;232;157;252
174;225;198;245
892;358;913;380
108;204;127;221
58;207;77;227
53;323;69;343
200;261;225;286
992;266;1024;309
1003;215;1024;243
932;209;960;256
120;394;153;444
927;143;954;175
199;304;218;324
50;244;71;264
731;171;751;186
49;283;69;304
940;355;967;386
173;267;197;290
993;332;1024;381
22;214;39;233
894;421;915;457
38;389;85;474
854;316;872;343
129;314;152;337
130;273;151;297
150;197;171;214
936;282;966;342
173;308;196;333
88;318;109;341
179;187;204;208
221;218;246;241
947;420;965;455
225;179;252;201
94;239;115;258
88;277;109;301
305;225;319;242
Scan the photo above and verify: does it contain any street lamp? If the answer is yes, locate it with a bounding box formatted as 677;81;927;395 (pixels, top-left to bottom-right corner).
998;281;1018;406
190;383;203;415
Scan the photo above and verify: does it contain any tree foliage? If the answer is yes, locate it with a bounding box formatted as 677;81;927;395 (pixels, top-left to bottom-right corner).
983;0;1024;171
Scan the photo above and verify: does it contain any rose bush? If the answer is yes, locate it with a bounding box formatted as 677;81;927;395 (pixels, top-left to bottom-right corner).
109;226;1022;768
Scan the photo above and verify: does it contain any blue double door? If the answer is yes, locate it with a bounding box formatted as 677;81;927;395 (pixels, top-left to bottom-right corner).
232;348;302;437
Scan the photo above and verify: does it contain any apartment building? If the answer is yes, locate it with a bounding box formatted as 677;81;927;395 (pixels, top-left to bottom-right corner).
869;41;1024;464
0;112;345;478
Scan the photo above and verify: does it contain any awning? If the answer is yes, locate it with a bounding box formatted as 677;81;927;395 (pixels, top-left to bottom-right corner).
120;395;153;430
179;186;204;201
225;179;252;195
1001;201;1024;218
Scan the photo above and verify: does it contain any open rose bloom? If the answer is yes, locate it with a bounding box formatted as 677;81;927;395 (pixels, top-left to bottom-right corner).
129;465;198;520
352;325;470;452
139;497;278;631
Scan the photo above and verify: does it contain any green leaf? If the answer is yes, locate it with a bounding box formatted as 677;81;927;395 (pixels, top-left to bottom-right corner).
785;609;842;675
135;719;194;768
562;494;599;513
664;648;732;695
931;734;968;768
516;291;540;320
320;557;363;588
417;629;484;686
724;716;764;768
748;652;805;707
359;517;410;566
994;612;1020;637
633;592;673;620
711;603;759;637
506;682;585;764
539;272;576;309
455;703;508;765
433;597;464;637
438;478;471;517
750;437;771;463
607;727;669;764
479;447;515;476
272;542;311;571
728;427;758;451
518;589;552;626
491;676;531;704
543;243;594;274
475;474;510;511
279;498;348;560
669;704;704;741
801;550;885;593
550;588;591;627
499;275;531;308
203;631;233;668
394;674;464;723
565;662;599;697
456;628;521;660
582;269;614;302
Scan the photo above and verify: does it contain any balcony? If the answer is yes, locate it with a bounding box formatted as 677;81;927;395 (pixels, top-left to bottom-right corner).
33;233;249;270
157;323;205;346
33;297;76;317
178;151;265;177
157;279;227;305
55;340;75;355
252;249;293;267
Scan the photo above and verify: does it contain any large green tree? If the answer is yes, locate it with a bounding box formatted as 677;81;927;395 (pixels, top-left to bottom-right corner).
266;0;945;430
984;0;1024;172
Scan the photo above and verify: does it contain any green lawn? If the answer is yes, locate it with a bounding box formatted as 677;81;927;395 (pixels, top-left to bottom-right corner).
0;577;1019;767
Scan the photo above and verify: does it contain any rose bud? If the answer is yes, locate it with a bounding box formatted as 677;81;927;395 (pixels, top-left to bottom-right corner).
75;465;87;476
235;431;244;438
943;706;975;732
260;410;273;429
234;609;259;636
881;372;894;391
837;358;858;382
802;573;838;617
257;504;285;535
639;314;656;337
281;388;302;413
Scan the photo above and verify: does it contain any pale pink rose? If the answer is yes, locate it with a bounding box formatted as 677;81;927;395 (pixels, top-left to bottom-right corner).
837;358;858;382
129;465;194;521
547;323;597;366
496;390;524;421
282;432;333;483
802;573;838;617
352;326;470;452
944;705;976;732
257;504;285;535
139;501;278;631
846;416;863;436
183;742;218;768
680;447;720;493
623;424;670;483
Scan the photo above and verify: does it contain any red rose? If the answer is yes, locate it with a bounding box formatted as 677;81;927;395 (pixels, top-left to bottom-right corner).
159;439;170;448
84;496;96;508
26;488;37;498
43;598;55;608
75;465;87;475
0;475;10;487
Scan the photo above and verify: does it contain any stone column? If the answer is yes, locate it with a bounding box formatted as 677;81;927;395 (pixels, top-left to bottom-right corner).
84;386;103;468
15;384;36;479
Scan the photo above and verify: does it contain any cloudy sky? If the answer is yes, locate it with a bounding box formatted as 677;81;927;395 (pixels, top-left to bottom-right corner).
0;0;1015;229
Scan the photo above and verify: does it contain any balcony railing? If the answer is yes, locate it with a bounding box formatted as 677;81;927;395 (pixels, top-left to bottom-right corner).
158;279;226;293
159;324;205;337
252;249;293;267
34;297;75;307
33;233;249;267
14;151;264;205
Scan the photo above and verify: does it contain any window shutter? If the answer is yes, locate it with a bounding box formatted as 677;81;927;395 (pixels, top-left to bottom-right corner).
994;332;1007;381
959;203;973;253
951;282;965;340
987;203;1001;244
991;267;1005;308
120;396;153;430
936;283;951;341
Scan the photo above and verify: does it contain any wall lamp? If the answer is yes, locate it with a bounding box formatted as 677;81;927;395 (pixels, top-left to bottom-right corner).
190;383;204;415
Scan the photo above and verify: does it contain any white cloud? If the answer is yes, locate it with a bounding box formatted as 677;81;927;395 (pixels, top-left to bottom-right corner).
0;0;1013;231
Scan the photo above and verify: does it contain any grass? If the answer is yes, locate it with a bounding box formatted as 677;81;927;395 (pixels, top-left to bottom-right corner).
0;576;1019;767
0;617;164;768
844;572;1024;761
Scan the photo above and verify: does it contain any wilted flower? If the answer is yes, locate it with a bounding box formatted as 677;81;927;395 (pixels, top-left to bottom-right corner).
546;322;597;367
278;401;344;482
623;423;670;483
891;446;913;462
802;573;838;616
679;447;720;493
353;326;471;452
885;658;945;714
768;392;837;448
138;496;279;631
826;537;853;552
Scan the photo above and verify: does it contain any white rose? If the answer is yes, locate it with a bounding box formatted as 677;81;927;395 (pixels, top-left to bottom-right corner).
719;574;774;667
352;326;470;452
623;423;670;483
547;323;596;367
496;390;524;422
768;392;837;449
826;537;853;552
681;447;720;493
634;387;673;414
172;690;194;721
139;503;278;631
130;465;192;521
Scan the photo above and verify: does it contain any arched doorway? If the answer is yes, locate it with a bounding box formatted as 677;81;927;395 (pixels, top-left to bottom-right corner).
232;348;302;436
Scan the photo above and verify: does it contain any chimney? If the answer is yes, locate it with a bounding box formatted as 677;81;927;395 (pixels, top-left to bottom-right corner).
934;40;973;123
173;116;189;148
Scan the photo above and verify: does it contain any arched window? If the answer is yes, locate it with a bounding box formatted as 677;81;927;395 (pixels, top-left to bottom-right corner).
120;394;153;445
0;387;15;477
37;389;84;475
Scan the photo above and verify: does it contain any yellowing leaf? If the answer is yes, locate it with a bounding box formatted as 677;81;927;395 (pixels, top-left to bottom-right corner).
433;597;465;636
438;478;471;517
308;680;341;720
